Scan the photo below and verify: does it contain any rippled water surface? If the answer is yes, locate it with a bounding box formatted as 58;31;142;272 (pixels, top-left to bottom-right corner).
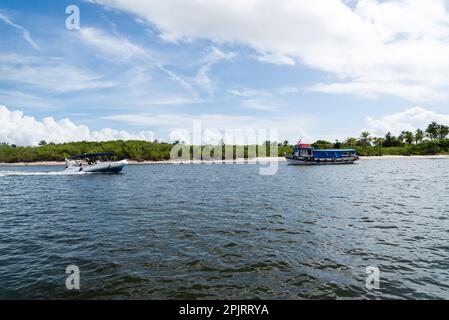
1;159;449;299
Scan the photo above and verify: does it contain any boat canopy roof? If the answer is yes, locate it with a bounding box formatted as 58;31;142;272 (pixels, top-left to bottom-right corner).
314;149;355;152
294;145;356;152
69;152;114;159
312;149;356;159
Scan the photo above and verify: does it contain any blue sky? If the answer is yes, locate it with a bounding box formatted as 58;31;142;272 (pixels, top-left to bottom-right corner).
1;0;449;145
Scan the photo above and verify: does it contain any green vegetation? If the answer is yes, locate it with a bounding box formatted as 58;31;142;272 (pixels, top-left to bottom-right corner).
1;121;449;162
0;140;292;163
317;121;449;156
303;122;449;156
0;140;173;163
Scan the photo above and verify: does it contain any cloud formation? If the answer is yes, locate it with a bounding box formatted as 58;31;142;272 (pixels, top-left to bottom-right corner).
0;54;116;94
0;105;154;146
78;27;196;95
88;0;449;102
103;111;315;143
366;106;449;136
0;12;38;49
194;46;235;97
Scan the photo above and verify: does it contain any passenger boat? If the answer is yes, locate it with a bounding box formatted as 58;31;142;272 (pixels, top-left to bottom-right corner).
285;143;358;165
65;152;127;173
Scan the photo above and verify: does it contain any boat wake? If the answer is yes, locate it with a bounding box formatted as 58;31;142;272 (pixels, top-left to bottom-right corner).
0;170;89;177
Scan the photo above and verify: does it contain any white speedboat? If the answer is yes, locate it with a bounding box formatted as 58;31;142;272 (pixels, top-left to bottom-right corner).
65;152;127;173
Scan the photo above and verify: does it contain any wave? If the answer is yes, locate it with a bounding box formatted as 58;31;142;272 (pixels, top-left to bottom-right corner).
0;170;89;177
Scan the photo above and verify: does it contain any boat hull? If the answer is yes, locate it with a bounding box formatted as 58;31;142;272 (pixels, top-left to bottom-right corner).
65;160;128;173
285;157;356;165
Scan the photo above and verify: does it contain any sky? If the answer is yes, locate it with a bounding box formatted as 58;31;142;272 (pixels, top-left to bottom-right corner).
1;0;449;145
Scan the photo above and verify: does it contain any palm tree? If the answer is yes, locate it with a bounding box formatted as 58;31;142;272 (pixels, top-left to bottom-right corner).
438;125;449;140
344;137;357;147
402;131;414;145
359;131;372;147
359;131;372;155
414;129;424;144
384;132;399;147
373;137;385;155
426;122;440;140
334;139;342;148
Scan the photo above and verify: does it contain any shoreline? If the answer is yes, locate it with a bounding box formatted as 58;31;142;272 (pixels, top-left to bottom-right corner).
1;155;449;166
0;157;285;166
359;154;449;160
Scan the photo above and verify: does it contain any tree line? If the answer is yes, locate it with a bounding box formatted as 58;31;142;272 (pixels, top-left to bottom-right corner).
0;140;292;163
311;121;449;156
1;121;448;162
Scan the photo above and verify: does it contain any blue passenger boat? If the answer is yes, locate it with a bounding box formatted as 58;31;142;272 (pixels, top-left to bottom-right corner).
285;143;358;165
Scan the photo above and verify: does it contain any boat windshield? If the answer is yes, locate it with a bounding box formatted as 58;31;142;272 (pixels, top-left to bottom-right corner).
300;148;312;156
69;152;114;161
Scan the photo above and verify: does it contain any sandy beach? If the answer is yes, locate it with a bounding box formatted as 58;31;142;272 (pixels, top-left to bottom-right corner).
359;155;449;160
1;155;449;166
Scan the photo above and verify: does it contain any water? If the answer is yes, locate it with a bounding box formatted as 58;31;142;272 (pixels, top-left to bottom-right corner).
1;159;449;299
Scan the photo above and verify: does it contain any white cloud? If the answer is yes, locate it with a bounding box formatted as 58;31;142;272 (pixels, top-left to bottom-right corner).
241;99;280;112
0;105;154;146
366;106;449;136
78;27;196;94
228;88;272;98
103;112;316;143
277;86;300;95
0;90;61;110
0;12;38;49
228;88;282;112
88;0;449;101
0;54;116;94
308;82;447;101
257;53;295;66
79;27;151;62
194;46;235;97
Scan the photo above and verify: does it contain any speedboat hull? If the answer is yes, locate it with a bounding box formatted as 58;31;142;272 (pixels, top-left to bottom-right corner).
65;160;128;173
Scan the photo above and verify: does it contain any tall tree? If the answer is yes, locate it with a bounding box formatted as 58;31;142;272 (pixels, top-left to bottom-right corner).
344;137;357;147
400;131;414;145
312;140;333;149
358;131;372;147
414;129;424;144
373;137;385;155
384;132;397;147
438;125;449;140
334;139;342;149
426;122;440;140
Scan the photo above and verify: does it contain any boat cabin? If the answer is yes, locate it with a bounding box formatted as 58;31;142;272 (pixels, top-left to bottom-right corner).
292;144;356;160
293;144;312;157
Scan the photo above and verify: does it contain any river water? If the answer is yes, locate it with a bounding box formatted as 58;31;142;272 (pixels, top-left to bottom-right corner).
1;159;448;299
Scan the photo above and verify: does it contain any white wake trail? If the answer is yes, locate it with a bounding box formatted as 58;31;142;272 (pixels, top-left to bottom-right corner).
0;171;89;177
